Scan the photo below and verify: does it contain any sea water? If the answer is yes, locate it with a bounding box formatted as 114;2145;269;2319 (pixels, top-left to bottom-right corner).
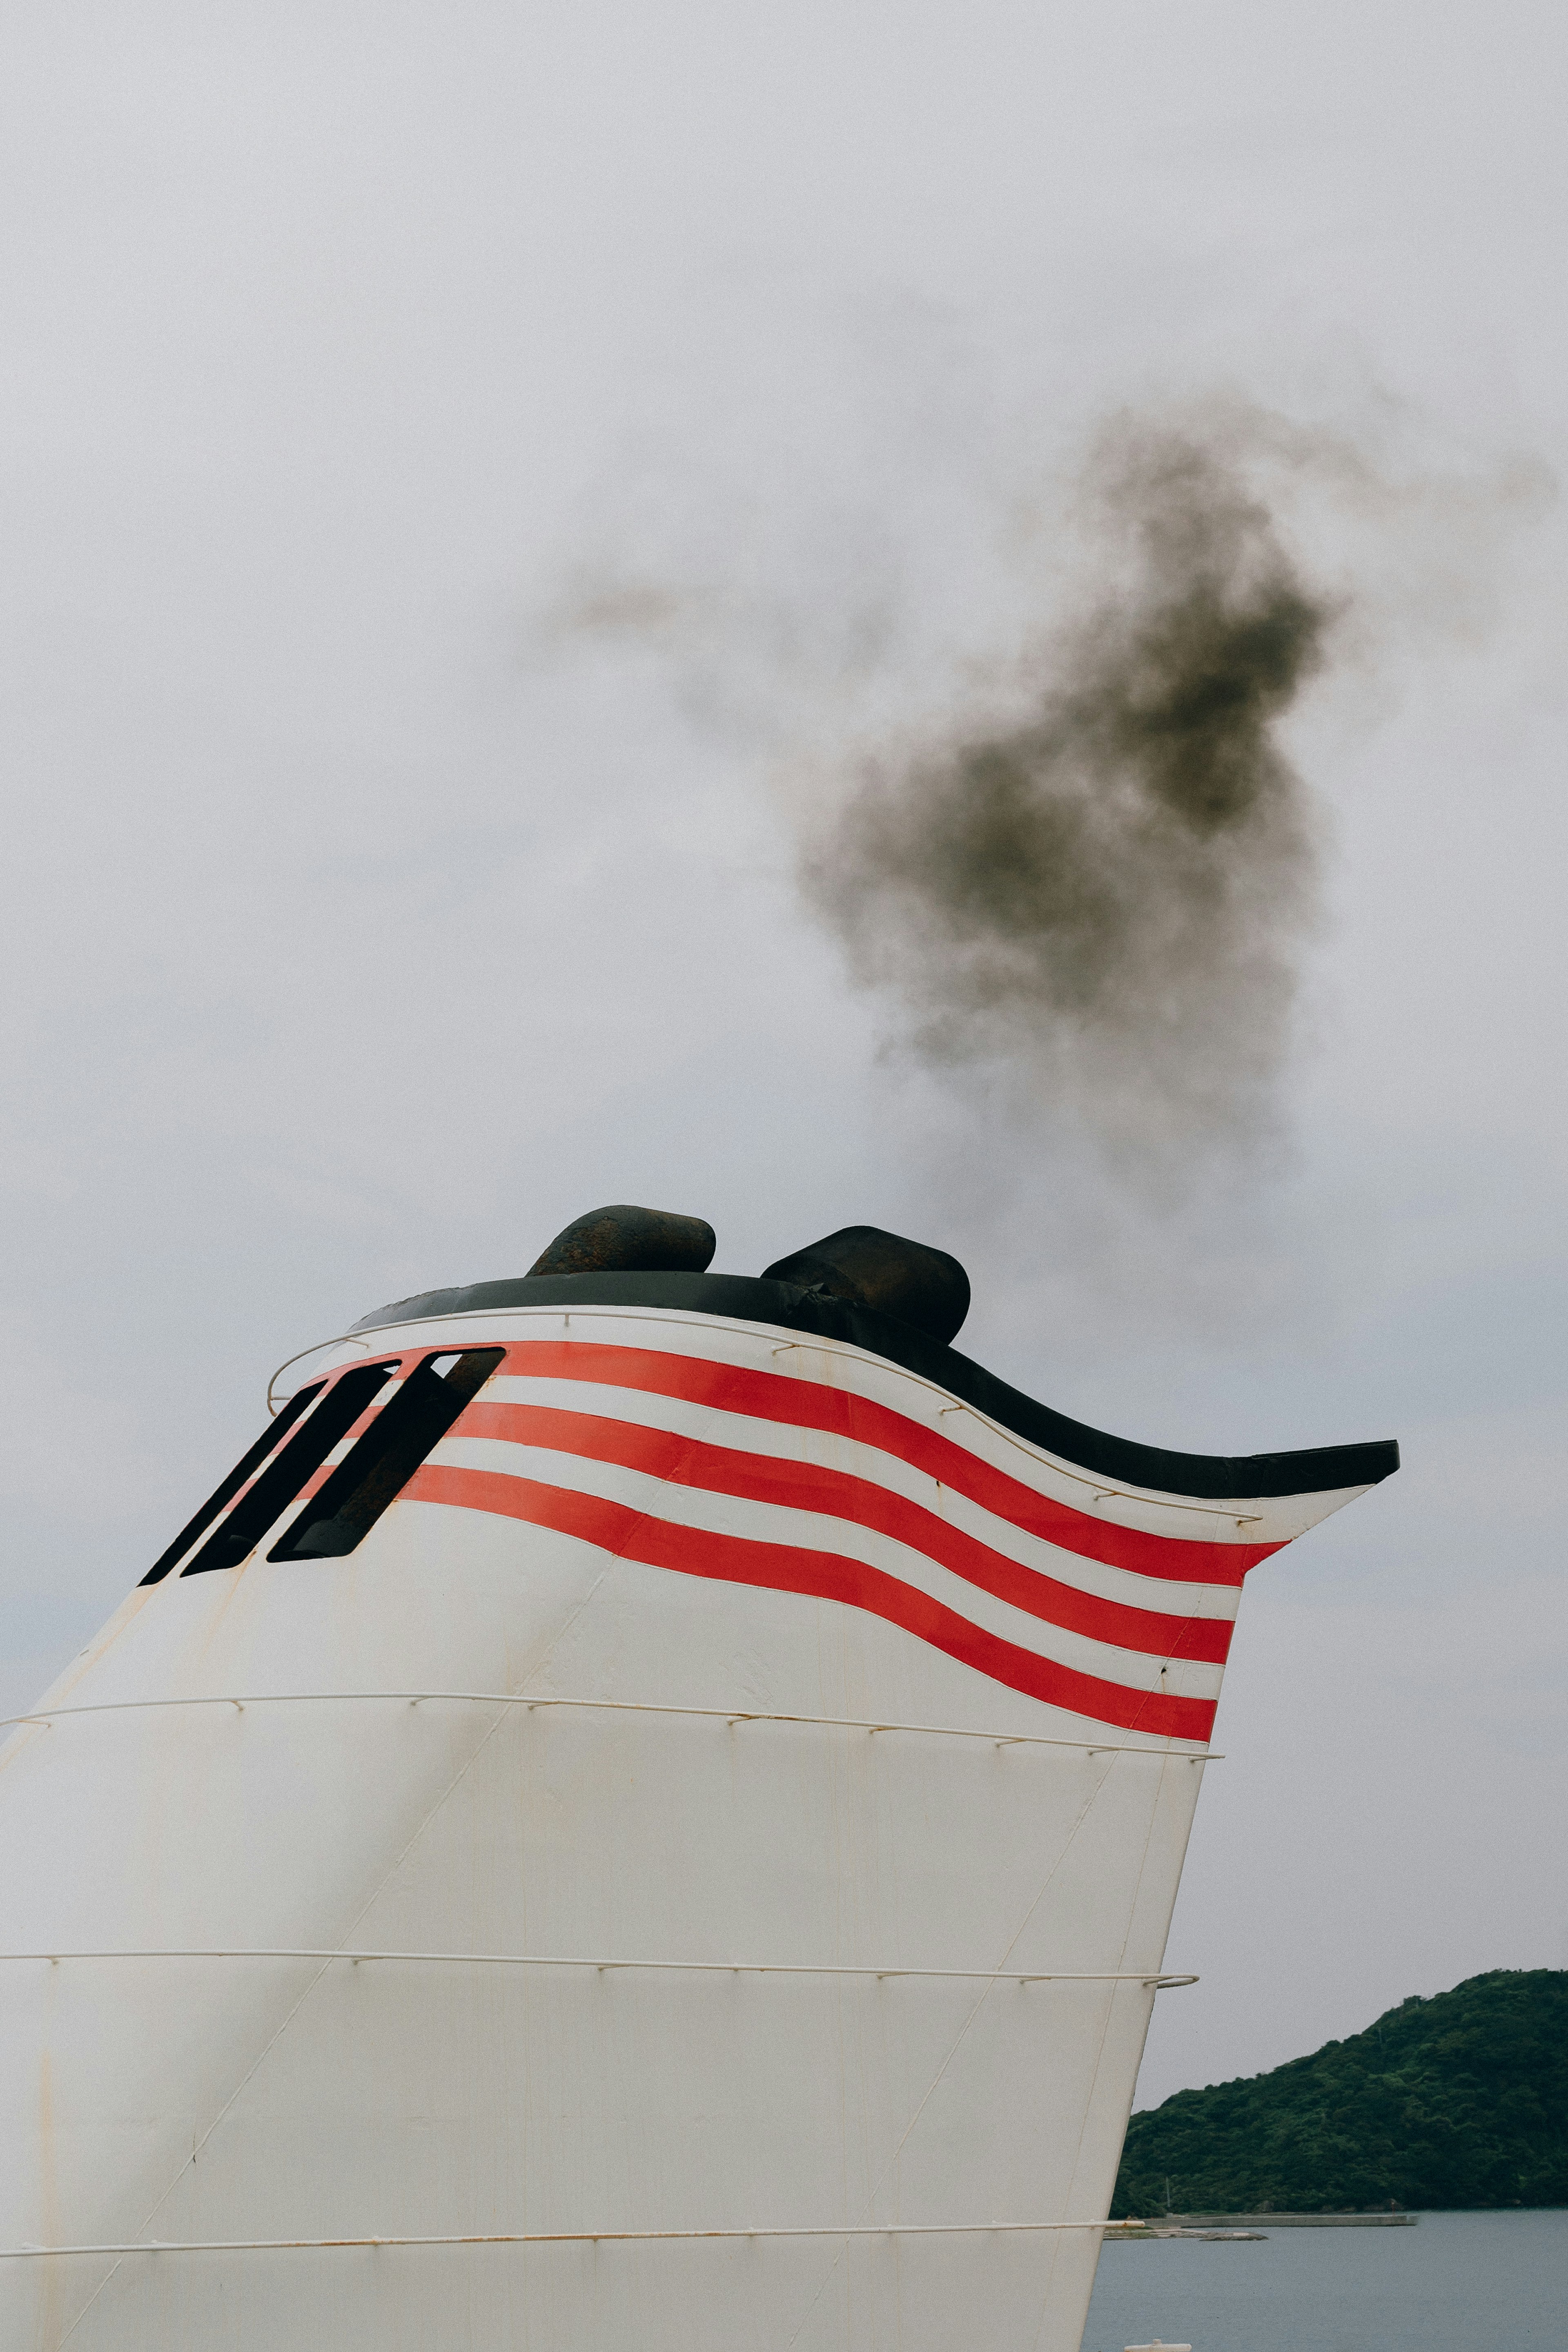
1082;2208;1566;2351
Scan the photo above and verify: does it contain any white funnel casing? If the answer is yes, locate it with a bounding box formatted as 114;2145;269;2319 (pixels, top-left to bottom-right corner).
0;1266;1396;2350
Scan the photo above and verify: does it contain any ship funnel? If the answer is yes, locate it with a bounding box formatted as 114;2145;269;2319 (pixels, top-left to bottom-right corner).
0;1199;1396;2352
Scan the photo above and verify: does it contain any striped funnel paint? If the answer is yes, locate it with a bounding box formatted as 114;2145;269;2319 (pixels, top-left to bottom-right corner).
0;1265;1396;2351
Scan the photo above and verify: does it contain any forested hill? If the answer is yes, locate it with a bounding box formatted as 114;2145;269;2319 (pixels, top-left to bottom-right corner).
1112;1970;1568;2216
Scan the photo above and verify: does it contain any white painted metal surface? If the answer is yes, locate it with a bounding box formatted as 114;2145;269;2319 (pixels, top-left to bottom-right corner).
0;1302;1379;2350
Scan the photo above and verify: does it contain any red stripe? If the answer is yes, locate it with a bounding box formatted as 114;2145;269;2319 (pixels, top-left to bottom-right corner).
406;1464;1217;1741
463;1402;1233;1666
494;1343;1277;1587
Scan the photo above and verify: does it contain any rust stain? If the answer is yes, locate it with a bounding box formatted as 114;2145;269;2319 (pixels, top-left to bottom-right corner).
191;1546;260;1663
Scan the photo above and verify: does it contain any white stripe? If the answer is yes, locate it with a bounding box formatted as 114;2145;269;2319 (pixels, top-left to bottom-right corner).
428;1434;1225;1703
484;1320;1268;1538
484;1374;1242;1623
356;1309;1370;1544
353;1309;1368;1543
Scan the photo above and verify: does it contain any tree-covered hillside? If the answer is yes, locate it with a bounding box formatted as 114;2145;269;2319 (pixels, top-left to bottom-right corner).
1112;1970;1568;2216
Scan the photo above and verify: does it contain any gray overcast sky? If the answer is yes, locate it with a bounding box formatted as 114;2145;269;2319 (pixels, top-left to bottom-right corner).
2;1;1564;2109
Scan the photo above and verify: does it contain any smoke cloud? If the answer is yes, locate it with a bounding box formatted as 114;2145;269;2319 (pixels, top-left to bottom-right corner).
802;416;1335;1166
551;368;1540;1206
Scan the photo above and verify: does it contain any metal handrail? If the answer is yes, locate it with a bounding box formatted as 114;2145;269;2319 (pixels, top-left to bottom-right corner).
0;1689;1216;1759
0;2219;1145;2258
0;1951;1197;1985
264;1333;370;1416
290;1302;1273;1524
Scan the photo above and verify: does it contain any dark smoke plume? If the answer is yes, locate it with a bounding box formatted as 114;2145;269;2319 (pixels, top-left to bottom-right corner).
804;418;1334;1163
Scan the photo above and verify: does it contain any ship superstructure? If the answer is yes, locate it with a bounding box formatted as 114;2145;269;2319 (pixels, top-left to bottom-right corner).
0;1213;1396;2350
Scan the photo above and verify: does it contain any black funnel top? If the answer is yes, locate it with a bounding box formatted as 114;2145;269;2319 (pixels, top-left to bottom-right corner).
528;1204;716;1278
762;1225;970;1346
350;1206;1398;1503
